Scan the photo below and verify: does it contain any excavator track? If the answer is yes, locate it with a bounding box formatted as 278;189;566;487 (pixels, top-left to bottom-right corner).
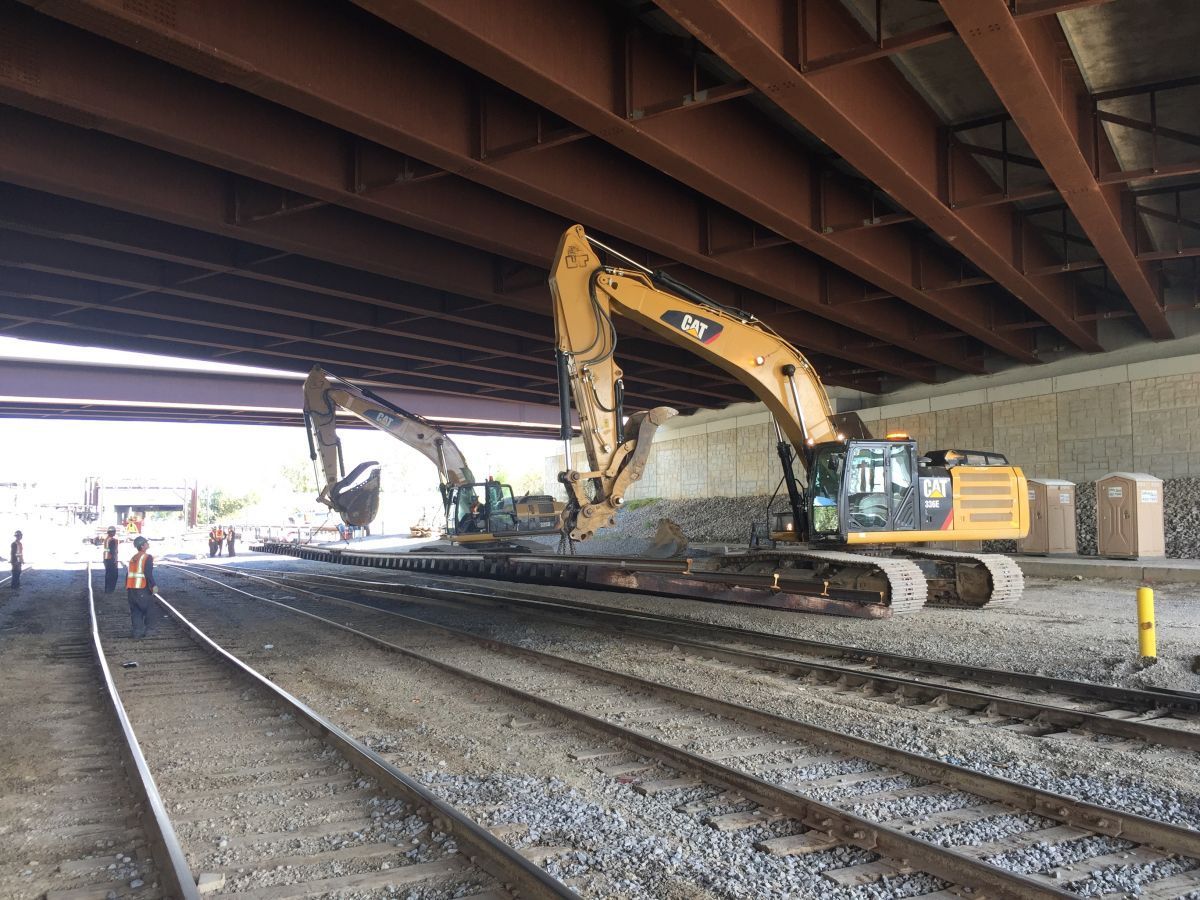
899;548;1025;608
711;549;929;614
791;550;929;614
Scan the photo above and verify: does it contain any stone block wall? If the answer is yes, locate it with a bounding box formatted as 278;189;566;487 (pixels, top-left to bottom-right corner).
992;395;1058;477
1131;373;1200;476
544;356;1200;499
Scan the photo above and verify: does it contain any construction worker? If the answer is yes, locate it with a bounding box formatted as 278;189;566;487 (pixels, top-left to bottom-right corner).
8;530;23;589
214;525;225;557
102;526;120;593
208;525;219;558
225;525;237;557
126;535;156;639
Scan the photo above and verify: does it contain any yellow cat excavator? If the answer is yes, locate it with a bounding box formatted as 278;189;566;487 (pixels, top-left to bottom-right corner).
549;225;1029;610
302;367;563;544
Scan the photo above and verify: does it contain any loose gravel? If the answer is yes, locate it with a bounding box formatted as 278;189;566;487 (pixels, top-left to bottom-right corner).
165;565;1200;898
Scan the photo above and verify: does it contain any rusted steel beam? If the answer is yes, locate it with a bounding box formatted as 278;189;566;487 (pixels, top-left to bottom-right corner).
0;320;554;408
0;402;561;436
940;0;1173;341
659;0;1102;353
0;248;755;409
18;0;976;374
798;0;1113;73
355;0;1031;364
0;109;930;387
0;185;885;394
0;358;567;434
0;280;557;400
0;229;754;406
0;278;753;408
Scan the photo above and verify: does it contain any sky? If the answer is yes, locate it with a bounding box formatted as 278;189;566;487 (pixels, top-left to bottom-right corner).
0;336;561;508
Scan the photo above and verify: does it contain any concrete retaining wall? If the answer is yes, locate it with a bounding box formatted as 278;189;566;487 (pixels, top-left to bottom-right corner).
544;351;1200;498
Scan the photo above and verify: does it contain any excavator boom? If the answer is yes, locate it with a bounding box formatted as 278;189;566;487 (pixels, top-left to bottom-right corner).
303;366;474;526
550;224;846;540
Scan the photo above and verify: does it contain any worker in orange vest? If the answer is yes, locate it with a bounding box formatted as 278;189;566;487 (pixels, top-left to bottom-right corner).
208;526;220;558
126;535;157;639
102;526;120;593
214;525;225;557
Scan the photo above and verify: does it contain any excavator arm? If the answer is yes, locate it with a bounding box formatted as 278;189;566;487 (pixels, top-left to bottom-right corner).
303;366;474;527
550;224;850;540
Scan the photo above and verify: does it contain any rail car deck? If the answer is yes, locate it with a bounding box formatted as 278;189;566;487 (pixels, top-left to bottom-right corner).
252;542;898;618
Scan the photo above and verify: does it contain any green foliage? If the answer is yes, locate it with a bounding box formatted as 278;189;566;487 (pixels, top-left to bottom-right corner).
623;497;660;511
280;461;318;494
202;488;259;522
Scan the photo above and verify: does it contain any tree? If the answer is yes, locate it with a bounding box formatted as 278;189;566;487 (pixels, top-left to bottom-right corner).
201;487;259;522
280;461;317;494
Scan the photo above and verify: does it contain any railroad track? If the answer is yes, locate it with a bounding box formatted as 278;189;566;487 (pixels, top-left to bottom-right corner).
216;564;1200;753
86;565;577;899
171;562;1200;900
0;564;162;900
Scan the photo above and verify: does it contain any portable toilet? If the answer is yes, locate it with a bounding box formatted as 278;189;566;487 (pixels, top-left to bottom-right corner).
1020;479;1076;555
1096;473;1165;559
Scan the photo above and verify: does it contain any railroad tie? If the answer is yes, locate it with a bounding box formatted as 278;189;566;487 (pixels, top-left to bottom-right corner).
824;858;917;886
755;831;842;856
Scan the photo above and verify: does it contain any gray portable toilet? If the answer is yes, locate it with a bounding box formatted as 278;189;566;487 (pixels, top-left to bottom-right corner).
1096;473;1165;559
1020;478;1076;555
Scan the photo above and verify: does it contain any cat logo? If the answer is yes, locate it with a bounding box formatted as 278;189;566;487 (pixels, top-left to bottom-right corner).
370;411;395;429
564;244;590;269
660;309;724;344
922;477;950;499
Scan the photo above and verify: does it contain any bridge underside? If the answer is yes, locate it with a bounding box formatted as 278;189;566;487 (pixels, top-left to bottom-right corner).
0;0;1196;418
0;359;563;437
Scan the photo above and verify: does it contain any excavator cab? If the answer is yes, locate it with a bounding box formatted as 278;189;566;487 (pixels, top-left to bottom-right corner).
769;439;920;542
444;478;563;542
806;440;920;542
770;436;1026;546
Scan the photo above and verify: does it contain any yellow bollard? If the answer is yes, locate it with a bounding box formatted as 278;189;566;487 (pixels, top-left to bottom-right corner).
1137;586;1156;660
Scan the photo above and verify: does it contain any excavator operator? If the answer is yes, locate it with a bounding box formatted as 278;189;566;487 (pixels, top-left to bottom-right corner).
456;496;489;534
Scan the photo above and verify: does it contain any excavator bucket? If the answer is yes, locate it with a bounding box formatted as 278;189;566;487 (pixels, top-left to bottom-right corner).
330;461;381;527
645;518;689;558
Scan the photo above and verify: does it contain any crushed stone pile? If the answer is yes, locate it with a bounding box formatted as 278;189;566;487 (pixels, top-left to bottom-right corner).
608;495;791;544
1076;482;1098;556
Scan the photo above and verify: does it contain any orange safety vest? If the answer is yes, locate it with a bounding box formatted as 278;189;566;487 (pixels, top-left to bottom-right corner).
103;536;116;562
126;551;148;590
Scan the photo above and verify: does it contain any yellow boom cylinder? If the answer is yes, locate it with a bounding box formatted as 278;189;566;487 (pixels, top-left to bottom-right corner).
1137;586;1156;659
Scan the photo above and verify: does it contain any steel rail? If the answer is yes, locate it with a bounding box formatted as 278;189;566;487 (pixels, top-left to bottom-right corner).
258;570;1200;751
170;563;1076;900
1;565;34;587
175;564;1200;867
142;582;579;900
85;563;201;900
235;564;1200;714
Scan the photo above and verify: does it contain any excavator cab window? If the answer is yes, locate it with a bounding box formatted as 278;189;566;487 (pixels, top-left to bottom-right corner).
485;481;520;533
453;488;487;534
809;446;844;535
847;446;890;529
812;440;919;540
